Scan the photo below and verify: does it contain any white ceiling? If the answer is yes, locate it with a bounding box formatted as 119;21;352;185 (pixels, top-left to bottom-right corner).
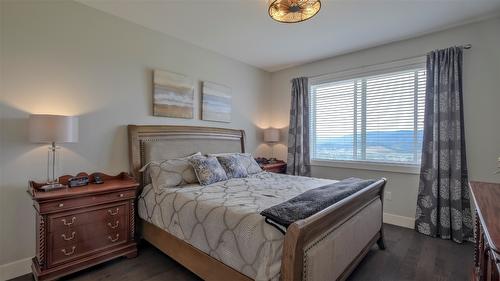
78;0;500;72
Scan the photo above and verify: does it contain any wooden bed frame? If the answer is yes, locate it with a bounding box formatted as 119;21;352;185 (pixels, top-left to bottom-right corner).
128;125;386;281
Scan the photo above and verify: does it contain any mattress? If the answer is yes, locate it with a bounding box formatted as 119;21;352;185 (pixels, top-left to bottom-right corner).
138;172;335;281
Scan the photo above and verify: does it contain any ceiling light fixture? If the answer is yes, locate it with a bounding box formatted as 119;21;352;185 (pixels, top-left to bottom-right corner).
268;0;321;23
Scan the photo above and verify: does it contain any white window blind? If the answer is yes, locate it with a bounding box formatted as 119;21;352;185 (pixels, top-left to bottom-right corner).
310;68;426;165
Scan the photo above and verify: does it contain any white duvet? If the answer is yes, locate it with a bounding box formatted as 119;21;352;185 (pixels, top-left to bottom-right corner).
138;172;335;281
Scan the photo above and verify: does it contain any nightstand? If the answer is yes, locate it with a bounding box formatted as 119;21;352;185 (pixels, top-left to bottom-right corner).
260;160;287;174
28;172;139;281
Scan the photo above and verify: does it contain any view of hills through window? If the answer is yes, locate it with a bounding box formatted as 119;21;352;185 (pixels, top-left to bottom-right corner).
310;68;426;165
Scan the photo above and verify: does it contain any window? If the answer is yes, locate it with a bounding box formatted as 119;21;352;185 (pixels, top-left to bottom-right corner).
310;66;426;166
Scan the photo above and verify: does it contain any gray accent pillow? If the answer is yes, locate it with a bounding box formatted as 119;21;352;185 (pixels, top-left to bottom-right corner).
139;152;202;193
210;153;262;175
189;156;228;185
217;155;248;179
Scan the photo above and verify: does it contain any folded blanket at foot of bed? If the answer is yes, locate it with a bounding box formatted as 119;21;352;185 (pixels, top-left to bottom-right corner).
260;177;379;233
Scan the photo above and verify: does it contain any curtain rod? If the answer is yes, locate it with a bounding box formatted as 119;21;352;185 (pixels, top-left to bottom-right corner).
307;44;472;80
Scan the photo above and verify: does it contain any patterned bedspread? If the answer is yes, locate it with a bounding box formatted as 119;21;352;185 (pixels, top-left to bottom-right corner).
138;172;335;281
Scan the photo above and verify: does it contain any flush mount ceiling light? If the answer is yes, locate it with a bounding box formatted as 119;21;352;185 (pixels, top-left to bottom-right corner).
268;0;321;23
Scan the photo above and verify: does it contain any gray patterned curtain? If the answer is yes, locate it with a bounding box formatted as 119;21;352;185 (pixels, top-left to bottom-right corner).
415;47;473;243
286;77;311;176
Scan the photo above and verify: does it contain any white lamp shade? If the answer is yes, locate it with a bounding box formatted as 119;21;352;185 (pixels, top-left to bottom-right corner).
29;114;79;143
264;128;280;143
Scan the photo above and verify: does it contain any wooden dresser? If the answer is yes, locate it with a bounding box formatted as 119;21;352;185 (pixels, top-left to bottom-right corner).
470;181;500;281
29;172;139;281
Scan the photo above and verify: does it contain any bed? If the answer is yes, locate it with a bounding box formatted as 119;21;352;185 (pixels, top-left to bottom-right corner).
128;125;386;281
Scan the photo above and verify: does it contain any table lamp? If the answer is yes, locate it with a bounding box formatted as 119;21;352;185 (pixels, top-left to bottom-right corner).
263;128;280;162
29;114;79;189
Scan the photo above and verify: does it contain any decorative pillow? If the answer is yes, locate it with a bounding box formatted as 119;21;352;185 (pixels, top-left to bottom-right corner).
216;155;248;179
140;152;201;192
189;156;228;185
210;153;262;175
237;153;263;174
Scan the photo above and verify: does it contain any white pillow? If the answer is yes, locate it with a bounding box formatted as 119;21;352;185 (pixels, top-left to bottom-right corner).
208;152;262;175
140;152;202;192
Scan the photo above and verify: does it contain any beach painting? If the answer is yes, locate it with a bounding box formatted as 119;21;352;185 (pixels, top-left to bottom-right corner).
202;81;232;123
153;70;194;119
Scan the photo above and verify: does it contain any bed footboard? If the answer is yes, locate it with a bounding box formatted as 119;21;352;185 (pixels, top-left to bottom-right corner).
281;178;387;281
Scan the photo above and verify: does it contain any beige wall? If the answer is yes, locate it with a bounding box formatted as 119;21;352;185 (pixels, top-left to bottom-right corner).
270;17;500;219
0;0;271;272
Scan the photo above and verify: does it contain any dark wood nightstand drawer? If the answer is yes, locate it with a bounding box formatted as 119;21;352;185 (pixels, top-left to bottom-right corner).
48;203;128;231
50;215;127;248
40;190;136;213
260;161;287;174
264;166;286;173
49;229;127;267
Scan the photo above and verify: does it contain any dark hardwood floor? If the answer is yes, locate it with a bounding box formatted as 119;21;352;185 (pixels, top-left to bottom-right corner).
11;224;473;281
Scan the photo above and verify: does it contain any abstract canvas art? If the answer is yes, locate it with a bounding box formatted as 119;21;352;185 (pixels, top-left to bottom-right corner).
202;81;232;122
153;70;194;119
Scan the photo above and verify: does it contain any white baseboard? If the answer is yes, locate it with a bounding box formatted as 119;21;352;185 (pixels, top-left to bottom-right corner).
383;212;415;229
0;257;32;281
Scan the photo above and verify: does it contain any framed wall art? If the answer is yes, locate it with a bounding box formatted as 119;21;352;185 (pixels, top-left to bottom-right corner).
153;70;194;119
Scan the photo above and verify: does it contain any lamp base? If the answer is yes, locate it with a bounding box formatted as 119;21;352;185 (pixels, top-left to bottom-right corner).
40;183;66;192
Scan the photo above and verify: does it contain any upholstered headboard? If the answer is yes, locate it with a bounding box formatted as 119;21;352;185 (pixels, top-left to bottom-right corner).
127;125;245;185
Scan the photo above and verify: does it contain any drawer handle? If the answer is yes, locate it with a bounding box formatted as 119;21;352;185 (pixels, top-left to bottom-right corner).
61;232;76;241
108;208;119;216
108;221;119;229
61;217;76;226
108;234;120;243
58;203;64;208
119;193;124;198
61;246;76;256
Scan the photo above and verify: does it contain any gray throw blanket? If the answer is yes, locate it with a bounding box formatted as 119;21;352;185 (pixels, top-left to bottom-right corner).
261;177;378;233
